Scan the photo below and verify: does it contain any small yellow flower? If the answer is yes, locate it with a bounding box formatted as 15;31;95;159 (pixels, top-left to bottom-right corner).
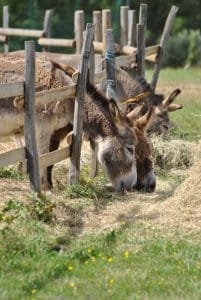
68;265;73;271
69;282;75;288
87;248;92;253
124;250;129;258
108;257;113;263
85;260;89;264
109;279;114;286
31;289;36;294
91;256;96;262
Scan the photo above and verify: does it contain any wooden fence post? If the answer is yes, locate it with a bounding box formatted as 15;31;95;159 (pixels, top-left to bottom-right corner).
120;6;128;47
136;24;145;78
24;41;41;194
42;9;54;52
128;10;136;47
74;10;84;54
105;29;117;99
93;11;102;42
69;23;95;185
102;9;112;54
139;3;148;28
151;6;179;91
3;5;9;53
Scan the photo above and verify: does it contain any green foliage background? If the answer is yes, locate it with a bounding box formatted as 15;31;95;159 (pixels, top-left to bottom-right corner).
0;0;201;65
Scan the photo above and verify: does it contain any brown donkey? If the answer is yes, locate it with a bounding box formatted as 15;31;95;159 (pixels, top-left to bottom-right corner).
52;61;156;192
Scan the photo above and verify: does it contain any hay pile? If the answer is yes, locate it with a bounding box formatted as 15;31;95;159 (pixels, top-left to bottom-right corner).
151;135;201;170
159;155;201;230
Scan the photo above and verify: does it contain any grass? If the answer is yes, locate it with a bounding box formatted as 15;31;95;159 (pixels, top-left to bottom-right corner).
0;211;201;300
0;67;201;299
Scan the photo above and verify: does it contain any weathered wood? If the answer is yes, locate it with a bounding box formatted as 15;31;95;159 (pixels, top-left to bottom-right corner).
42;9;54;52
136;23;145;78
43;9;53;38
0;82;24;99
105;29;117;99
3;5;9;52
139;3;148;27
74;10;84;54
122;45;137;55
116;53;136;68
128;10;136;47
39;146;70;170
0;35;6;42
38;38;76;48
93;11;102;42
24;41;41;193
102;9;112;53
151;6;178;90
0;28;44;37
120;6;128;47
0;147;25;167
69;23;95;185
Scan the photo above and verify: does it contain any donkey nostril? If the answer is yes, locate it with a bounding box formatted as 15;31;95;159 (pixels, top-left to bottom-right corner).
149;182;156;192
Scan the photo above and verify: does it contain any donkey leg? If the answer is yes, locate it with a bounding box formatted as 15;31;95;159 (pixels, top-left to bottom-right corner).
47;124;73;188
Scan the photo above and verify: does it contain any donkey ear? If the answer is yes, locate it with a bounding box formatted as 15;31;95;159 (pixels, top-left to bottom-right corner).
163;88;181;106
109;99;121;119
167;103;183;112
127;103;144;122
135;107;154;132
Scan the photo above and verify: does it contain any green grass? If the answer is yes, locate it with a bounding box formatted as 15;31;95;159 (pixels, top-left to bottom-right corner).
0;212;201;300
146;67;201;85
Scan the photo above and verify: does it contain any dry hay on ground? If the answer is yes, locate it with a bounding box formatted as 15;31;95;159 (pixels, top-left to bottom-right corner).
151;135;201;170
0;139;201;235
159;157;201;230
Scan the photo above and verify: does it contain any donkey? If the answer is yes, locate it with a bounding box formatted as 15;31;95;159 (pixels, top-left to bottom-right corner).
51;61;156;192
0;53;140;192
113;67;183;135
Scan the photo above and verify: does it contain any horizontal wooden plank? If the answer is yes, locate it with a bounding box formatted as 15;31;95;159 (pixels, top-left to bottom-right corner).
0;35;6;42
0;147;25;167
0;28;44;38
35;85;76;106
0;82;24;99
122;45;137;55
13;84;77;109
145;44;160;56
145;53;158;63
38;38;76;48
93;41;103;53
72;69;106;85
39;146;71;169
116;53;136;67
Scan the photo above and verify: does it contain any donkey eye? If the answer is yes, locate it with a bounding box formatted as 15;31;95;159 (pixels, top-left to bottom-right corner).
126;146;134;155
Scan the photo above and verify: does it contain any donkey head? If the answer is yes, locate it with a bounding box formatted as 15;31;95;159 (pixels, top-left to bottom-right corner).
148;88;182;135
127;107;156;192
90;97;138;192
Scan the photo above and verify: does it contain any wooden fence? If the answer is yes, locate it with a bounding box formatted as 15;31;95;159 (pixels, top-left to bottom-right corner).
0;22;156;193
